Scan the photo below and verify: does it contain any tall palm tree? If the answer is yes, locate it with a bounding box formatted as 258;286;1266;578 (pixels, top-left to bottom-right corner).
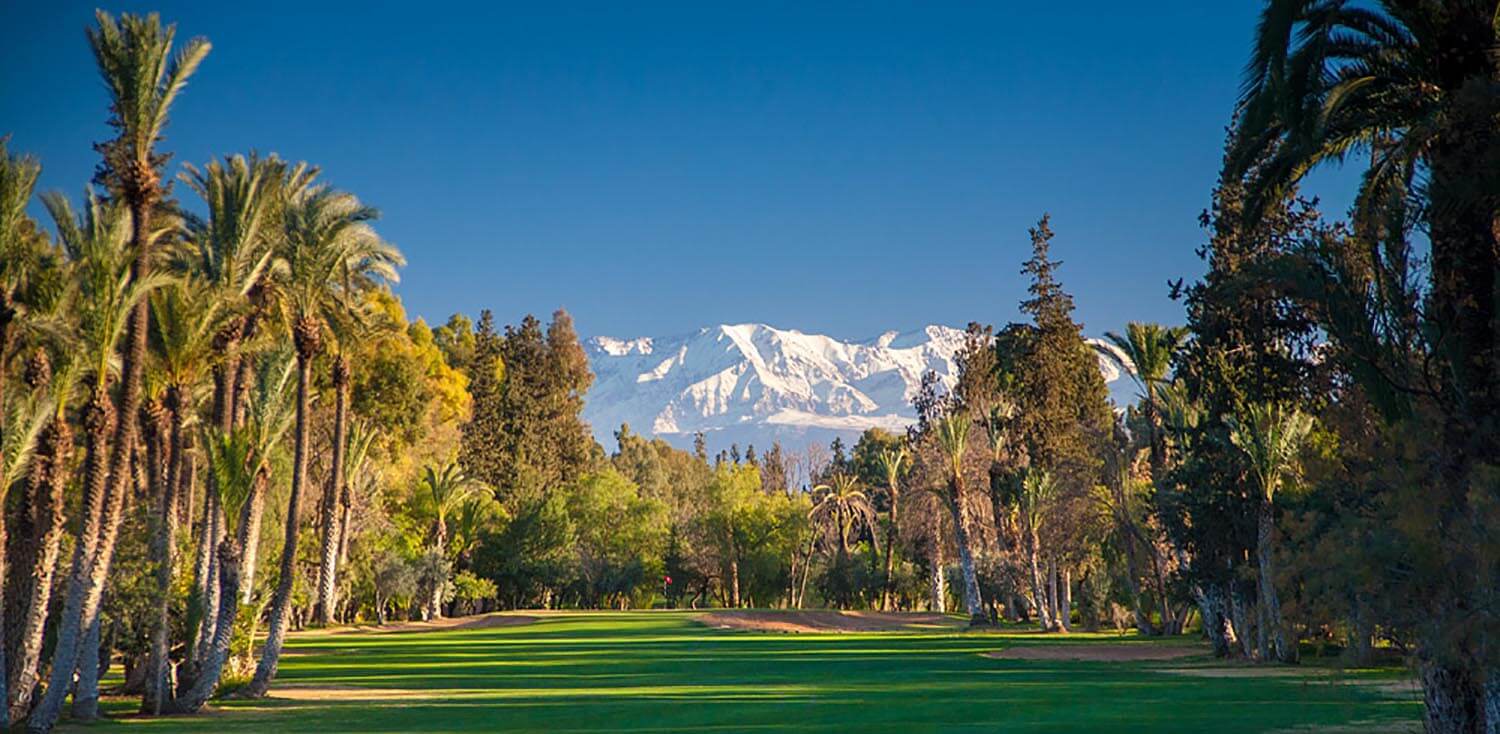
168;348;292;715
30;14;208;732
141;284;216;713
1227;401;1312;664
178;153;299;432
168;428;267;712
415;461;486;620
1094;322;1187;469
0;370;51;729
1019;468;1059;631
313;232;401;626
232;348;296;605
876;447;907;611
177;155;308;664
329;420;381;616
29;190;171;728
934;412;986;625
0;139;42;728
6;349;78;725
246;185;397;697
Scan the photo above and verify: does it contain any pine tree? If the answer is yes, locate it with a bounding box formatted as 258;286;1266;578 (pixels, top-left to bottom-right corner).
459;311;506;489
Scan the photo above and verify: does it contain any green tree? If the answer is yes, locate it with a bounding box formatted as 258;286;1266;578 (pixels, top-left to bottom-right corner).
562;469;668;608
1235;2;1500;725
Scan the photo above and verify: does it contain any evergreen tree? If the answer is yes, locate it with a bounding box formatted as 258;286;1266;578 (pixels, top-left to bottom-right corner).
1014;215;1112;484
460;309;594;504
459;310;506;489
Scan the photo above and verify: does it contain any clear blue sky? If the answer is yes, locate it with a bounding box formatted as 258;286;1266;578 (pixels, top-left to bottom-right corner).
1;2;1357;342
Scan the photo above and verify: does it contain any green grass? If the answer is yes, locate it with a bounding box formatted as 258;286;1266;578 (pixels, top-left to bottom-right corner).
73;612;1421;733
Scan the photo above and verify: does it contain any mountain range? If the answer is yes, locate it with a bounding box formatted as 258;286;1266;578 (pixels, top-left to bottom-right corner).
582;323;1128;455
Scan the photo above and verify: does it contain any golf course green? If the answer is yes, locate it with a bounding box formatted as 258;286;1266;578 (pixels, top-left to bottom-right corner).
70;611;1421;733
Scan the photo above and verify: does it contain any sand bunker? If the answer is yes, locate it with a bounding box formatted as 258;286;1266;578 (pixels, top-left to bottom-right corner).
698;610;962;633
317;612;538;636
269;685;446;702
985;644;1204;662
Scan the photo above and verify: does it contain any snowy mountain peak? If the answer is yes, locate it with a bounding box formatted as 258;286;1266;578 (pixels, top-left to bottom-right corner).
583;322;1122;453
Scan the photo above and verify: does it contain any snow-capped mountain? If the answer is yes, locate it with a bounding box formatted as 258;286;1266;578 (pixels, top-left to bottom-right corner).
583;323;1127;454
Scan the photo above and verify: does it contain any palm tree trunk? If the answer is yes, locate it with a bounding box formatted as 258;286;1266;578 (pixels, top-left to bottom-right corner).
166;537;240;714
1118;533;1154;635
1231;583;1255;659
0;484;9;730
1026;526;1050;631
313;356;350;626
424;523;447;621
27;389;113;733
237;470;268;604
1057;565;1072;633
881;494;899;611
1255;503;1292;662
69;616;103;721
232;357;253;429
726;525;741;608
191;491;222;673
144;388;186;713
246;334;316;698
1047;560;1060;630
8;417;70;723
945;479;984;624
928;536;945;614
1197;582;1234;658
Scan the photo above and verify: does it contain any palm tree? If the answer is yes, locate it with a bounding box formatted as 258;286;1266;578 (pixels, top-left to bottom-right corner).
0;369;51;728
876;446;907;611
6;349;78;725
141;284;216;713
810;472;877;558
177;155;308;664
246;184;397;697
30;190;170;727
414;461;486;620
1094;323;1187;469
0;139;44;727
233;348;296;605
1019;468;1058;631
30;14;208;731
307;202;401;627
169;348;293;714
934;412;986;626
1227;401;1311;664
178;153;300;432
312;309;396;626
332;420;380;602
0;140;44;416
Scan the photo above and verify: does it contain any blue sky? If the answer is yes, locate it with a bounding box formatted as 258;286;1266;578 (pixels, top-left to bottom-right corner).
1;2;1358;342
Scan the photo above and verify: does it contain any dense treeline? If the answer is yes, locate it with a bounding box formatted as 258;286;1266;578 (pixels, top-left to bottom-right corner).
1;3;1497;732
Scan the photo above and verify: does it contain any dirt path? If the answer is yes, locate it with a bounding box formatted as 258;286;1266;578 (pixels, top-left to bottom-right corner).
306;612;539;636
697;609;962;633
984;644;1204;662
